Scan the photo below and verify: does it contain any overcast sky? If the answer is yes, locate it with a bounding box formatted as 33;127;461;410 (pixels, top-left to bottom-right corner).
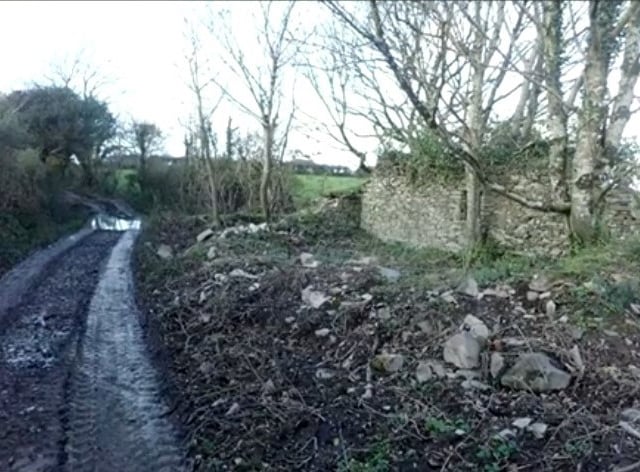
0;1;638;170
0;0;376;169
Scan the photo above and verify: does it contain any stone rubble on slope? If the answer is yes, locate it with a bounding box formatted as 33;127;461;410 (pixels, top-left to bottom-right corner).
501;353;571;392
415;360;447;383
156;244;173;260
301;286;331;309
300;252;320;268
461;314;490;343
457;276;479;298
378;267;401;282
443;332;481;369
490;353;505;379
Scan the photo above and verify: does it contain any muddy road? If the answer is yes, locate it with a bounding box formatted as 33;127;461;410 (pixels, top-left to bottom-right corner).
0;219;186;471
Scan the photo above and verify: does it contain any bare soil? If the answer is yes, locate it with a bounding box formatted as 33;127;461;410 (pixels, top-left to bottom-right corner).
134;208;640;472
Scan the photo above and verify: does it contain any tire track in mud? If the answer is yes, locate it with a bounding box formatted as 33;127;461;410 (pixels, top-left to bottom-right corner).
64;231;185;472
0;231;120;471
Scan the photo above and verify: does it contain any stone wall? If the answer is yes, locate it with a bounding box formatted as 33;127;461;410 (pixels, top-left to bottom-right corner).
362;173;640;256
361;176;466;252
483;173;570;256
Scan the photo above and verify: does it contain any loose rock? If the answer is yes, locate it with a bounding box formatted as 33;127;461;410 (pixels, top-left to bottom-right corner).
490;352;505;378
501;353;571;392
527;422;548;439
315;368;337;380
415;360;446;383
377;306;392;321
443;333;481;369
371;353;405;373
453;369;480;380
196;228;214;243
568;326;585;340
482;286;510;298
301;286;331;309
461;314;490;343
529;274;551;292
300;252;320;268
497;429;516;440
206;246;217;260
440;291;458;305
512;418;532;429
457;276;479;298
262;379;276;395
567;345;585;373
315;328;330;338
416;320;433;334
545;300;557;316
156;244;173;260
229;268;259;279
347;256;378;266
526;291;539;302
416;363;433;383
461;379;490;391
378;266;401;282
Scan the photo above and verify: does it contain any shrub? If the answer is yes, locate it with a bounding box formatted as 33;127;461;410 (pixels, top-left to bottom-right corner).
108;157;294;217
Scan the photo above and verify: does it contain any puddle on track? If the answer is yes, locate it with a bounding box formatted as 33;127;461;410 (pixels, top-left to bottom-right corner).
91;214;141;231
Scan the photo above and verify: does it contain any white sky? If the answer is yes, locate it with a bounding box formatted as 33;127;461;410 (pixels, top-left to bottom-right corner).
0;0;373;169
0;1;638;170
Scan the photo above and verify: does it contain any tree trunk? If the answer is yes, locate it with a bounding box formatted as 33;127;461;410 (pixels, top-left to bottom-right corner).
226;117;234;159
523;69;542;141
261;119;274;222
138;149;147;179
78;154;95;187
510;44;539;139
605;4;640;158
570;1;611;243
464;1;485;248
465;165;482;245
197;103;219;226
203;152;219;223
543;0;569;203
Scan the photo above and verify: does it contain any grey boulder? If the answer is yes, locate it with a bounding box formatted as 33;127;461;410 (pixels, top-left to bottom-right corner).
501;353;571;392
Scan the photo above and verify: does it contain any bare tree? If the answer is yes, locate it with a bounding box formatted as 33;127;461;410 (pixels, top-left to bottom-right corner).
325;0;532;245
325;0;640;245
569;0;639;242
46;49;113;100
185;22;224;225
301;18;374;172
210;1;298;222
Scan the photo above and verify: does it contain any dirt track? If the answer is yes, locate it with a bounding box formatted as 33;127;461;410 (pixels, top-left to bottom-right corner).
0;224;186;471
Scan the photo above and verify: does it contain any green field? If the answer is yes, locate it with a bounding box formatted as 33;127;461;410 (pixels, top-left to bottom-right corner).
113;167;366;210
292;174;366;207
